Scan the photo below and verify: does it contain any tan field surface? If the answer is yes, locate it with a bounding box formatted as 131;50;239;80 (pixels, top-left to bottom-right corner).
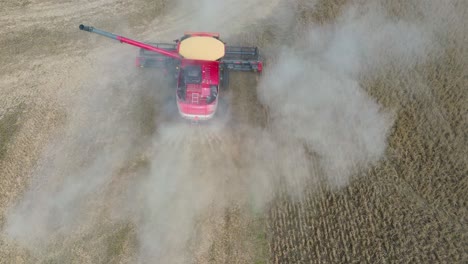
1;0;466;263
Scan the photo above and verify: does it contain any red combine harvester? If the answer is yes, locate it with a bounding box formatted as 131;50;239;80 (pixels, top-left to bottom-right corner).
79;24;263;121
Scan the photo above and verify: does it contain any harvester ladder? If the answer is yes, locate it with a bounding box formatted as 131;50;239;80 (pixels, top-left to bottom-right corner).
192;93;199;104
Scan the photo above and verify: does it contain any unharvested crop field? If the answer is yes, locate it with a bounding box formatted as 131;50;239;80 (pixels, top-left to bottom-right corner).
0;0;467;263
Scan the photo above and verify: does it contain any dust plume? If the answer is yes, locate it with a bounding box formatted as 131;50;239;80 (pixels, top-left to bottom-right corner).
1;0;444;263
3;47;156;250
112;123;238;262
257;1;440;187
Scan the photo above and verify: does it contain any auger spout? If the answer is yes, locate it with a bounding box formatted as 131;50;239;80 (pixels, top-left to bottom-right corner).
79;24;181;60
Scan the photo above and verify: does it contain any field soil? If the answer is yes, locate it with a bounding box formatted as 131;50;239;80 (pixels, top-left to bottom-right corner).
1;0;467;263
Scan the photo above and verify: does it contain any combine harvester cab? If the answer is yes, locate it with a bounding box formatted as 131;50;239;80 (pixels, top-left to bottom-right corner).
79;24;262;121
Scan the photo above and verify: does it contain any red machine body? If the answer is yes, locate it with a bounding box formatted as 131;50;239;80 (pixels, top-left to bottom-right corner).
176;59;220;120
79;24;262;121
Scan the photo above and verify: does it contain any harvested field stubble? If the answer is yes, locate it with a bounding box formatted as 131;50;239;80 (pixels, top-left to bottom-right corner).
265;0;468;263
0;0;466;263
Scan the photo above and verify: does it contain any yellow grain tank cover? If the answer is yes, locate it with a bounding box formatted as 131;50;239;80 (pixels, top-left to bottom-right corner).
179;36;225;61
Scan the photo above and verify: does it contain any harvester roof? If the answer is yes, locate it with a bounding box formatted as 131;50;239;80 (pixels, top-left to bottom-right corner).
179;36;225;61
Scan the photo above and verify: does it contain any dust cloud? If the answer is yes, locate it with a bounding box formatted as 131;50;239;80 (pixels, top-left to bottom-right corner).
115;124;238;262
257;2;437;187
4;47;154;249
3;0;442;262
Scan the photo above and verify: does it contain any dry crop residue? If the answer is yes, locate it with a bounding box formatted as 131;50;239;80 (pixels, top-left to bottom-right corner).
1;0;467;263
